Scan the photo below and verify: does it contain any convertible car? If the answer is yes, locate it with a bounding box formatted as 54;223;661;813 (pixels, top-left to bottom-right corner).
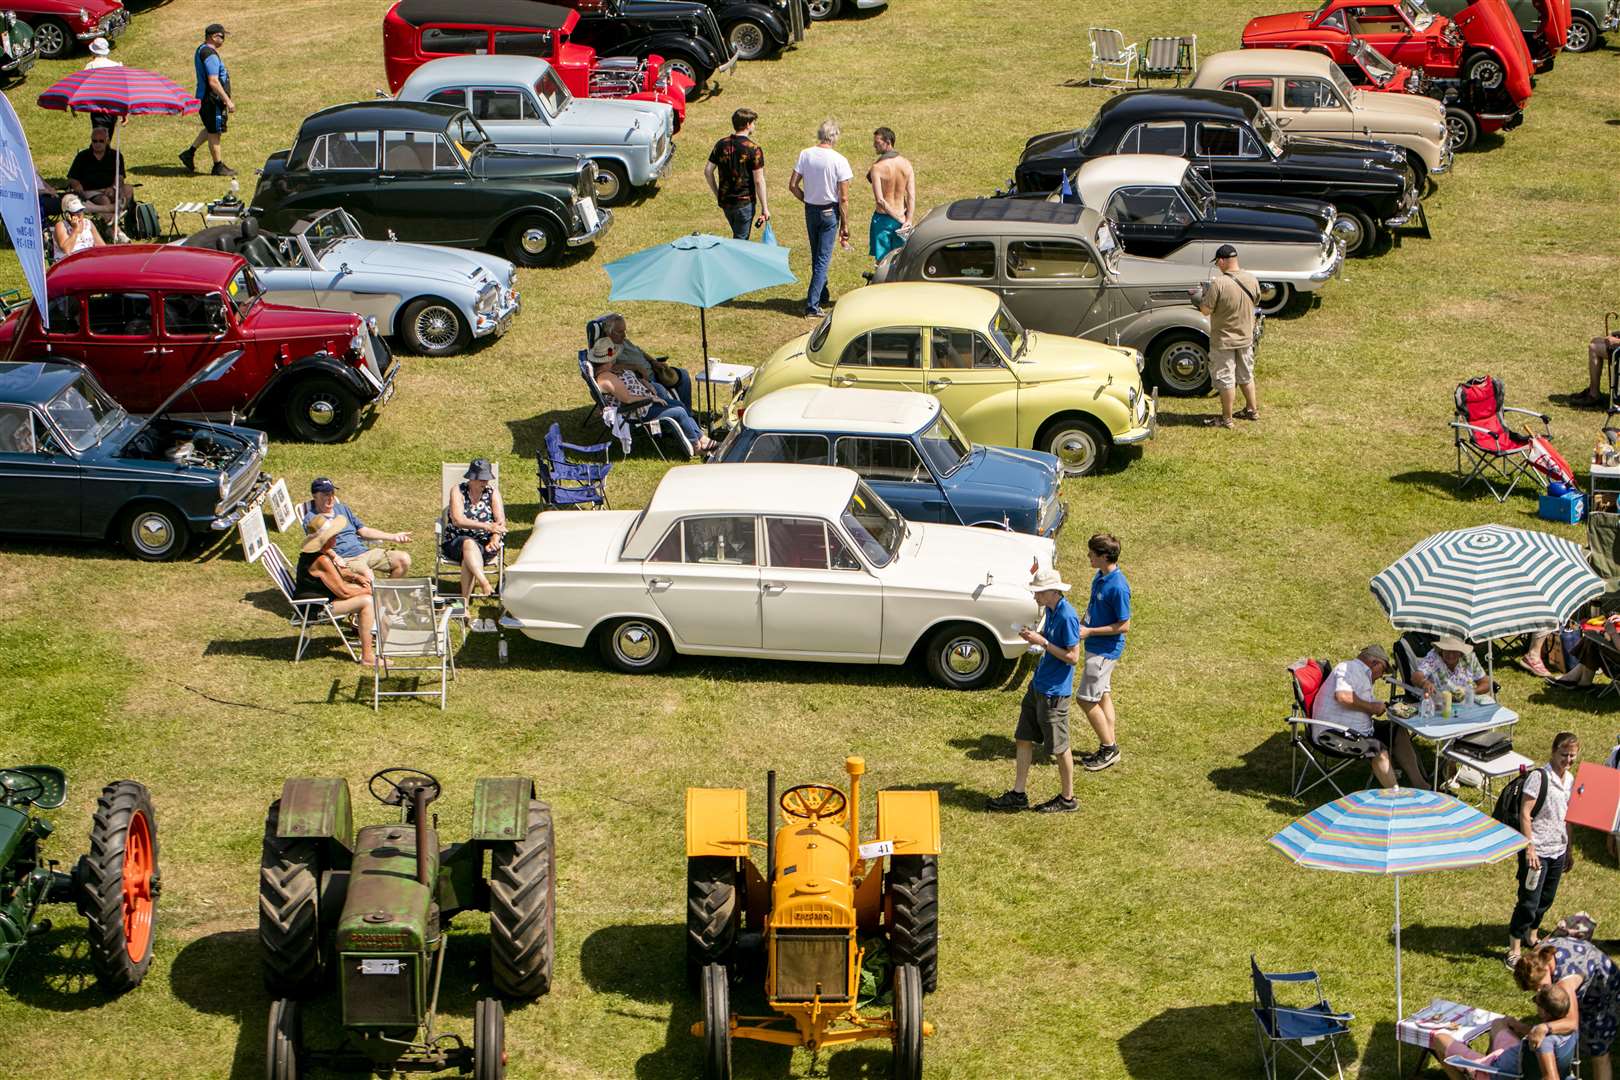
499;463;1054;690
181;210;520;357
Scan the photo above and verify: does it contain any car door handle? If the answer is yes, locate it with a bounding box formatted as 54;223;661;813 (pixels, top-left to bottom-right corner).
832;375;859;386
762;582;786;595
927;377;954;389
1276;116;1292;126
142;347;174;356
648;577;673;592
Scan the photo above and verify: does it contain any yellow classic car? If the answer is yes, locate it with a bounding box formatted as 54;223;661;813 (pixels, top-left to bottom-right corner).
727;282;1155;476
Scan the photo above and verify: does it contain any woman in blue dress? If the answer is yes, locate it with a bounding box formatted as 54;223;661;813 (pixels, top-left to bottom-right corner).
1517;937;1620;1080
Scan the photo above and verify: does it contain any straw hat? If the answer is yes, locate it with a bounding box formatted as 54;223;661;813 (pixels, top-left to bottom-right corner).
1028;568;1071;593
301;513;346;553
1433;635;1471;654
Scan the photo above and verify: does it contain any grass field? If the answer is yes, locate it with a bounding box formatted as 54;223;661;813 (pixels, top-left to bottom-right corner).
3;0;1620;1076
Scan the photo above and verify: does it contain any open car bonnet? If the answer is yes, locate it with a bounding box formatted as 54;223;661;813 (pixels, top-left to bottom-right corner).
1452;0;1536;99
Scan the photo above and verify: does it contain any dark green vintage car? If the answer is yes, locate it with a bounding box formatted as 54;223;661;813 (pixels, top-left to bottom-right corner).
249;101;611;268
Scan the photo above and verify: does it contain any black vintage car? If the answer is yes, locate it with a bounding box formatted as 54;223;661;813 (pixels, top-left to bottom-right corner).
704;0;806;61
565;0;735;86
1012;89;1425;257
249;101;610;269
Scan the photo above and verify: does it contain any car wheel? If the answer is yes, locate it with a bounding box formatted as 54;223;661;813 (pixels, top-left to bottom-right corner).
1404;151;1435;196
1444;108;1478;152
1332;207;1378;258
400;297;470;357
32;18;69;59
727;18;772;60
1564;16;1598;51
117;503;189;561
1147;333;1211;397
807;0;842;19
284;377;362;443
1256;281;1294;317
598;617;673;674
659;53;705;91
591;160;631;207
1465;51;1505;89
1039;415;1112;477
923;623;1004;691
502;214;564;269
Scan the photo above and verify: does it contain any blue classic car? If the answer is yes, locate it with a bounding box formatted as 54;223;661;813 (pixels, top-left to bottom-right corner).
713;386;1065;536
0;352;271;560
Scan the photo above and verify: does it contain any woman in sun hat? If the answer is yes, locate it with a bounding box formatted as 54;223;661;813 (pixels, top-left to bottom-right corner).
294;513;376;665
1413;634;1492;701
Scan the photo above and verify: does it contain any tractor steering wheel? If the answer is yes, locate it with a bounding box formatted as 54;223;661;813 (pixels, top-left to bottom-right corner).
367;767;442;808
779;783;848;822
0;769;46;805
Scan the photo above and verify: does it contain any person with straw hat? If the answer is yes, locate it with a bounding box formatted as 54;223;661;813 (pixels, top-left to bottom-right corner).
987;565;1082;815
1413;634;1492;702
294;513;376;665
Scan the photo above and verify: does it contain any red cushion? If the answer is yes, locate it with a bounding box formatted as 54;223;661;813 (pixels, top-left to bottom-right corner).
1290;659;1328;717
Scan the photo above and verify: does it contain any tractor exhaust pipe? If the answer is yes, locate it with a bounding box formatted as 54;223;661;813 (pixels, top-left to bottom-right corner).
765;770;776;887
412;785;431;889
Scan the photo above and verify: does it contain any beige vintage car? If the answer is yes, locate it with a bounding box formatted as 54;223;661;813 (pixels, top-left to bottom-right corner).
1190;49;1451;181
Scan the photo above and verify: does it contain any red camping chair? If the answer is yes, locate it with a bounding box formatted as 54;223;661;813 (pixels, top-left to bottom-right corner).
1285;658;1374;800
1452;376;1567;502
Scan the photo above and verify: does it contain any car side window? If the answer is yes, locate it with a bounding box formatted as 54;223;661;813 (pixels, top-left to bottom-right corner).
835;437;930;483
45;294;80;335
1006;239;1100;280
383;131;444;173
470;88;533;122
765;517;830;569
1195;122;1261;158
1104;186;1193;227
1317;8;1347;29
0;406;40;454
86;292;152;337
163;293;228;337
307;130;379;171
742;433;829;465
421;27;487;54
681;516;757;565
921;240;995;280
426;88;465;108
493;30;553;55
1118;121;1187;156
1285;78;1342;109
1221;76;1276;107
838;330;923;369
930;328;1002;370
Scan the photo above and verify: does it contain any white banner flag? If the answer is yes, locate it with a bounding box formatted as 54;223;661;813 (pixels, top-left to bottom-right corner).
0;93;46;329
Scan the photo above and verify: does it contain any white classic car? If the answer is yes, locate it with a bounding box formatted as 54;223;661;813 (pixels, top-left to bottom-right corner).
397;54;676;207
500;463;1054;689
181;208;520;357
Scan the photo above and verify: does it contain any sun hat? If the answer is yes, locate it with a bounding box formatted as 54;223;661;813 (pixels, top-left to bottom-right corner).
464;458;494;481
301;513;346;554
1027;567;1071;593
88;37;109;56
1433;635;1471;654
61;194;84;214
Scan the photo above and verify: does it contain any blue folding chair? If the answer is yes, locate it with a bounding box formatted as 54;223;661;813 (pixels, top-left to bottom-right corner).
1251;956;1353;1080
537;422;612;510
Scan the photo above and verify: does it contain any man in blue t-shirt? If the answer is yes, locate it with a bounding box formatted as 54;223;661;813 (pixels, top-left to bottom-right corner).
180;23;236;177
987;567;1082;814
300;476;413;583
1078;532;1131;772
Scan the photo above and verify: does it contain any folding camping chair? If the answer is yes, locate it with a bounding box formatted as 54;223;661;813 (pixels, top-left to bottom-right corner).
1139;34;1196;85
260;543;358;663
1285;658;1372;799
433;461;506;603
1601;310;1620;414
1589;512;1620;614
1251;956;1353;1080
370;578;455;710
1088;27;1138;87
1452;376;1554;502
537;422;612;509
578;349;695;460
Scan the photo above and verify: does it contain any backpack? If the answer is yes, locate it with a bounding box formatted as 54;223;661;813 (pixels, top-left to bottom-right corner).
1491;766;1549;829
123;201;161;241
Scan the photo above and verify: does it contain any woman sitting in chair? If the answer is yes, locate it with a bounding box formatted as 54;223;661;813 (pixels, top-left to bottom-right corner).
1432;984;1576;1080
441;458;507;602
52;194;105;262
1412;635;1493;701
295;514;376;666
590;353;716;455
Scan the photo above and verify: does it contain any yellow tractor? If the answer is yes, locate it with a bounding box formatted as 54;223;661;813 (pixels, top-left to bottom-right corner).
685;756;939;1079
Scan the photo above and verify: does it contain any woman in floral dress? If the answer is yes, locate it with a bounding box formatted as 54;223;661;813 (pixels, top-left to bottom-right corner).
440;458;506;606
1517;937;1620;1080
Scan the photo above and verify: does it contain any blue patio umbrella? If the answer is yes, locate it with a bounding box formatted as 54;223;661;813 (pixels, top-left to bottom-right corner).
603;232;796;423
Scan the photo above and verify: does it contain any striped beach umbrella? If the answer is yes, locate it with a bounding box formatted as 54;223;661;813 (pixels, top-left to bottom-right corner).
36;67;199;116
1270;787;1527;1068
1370;524;1602;642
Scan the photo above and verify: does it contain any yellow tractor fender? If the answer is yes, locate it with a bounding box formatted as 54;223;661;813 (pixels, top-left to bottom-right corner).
874;790;941;856
685;787;754;857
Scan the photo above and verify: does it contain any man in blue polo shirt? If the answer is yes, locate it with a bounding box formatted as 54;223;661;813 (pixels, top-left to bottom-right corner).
987;566;1082;814
299;477;412;583
1078;532;1131;772
180;23;235;177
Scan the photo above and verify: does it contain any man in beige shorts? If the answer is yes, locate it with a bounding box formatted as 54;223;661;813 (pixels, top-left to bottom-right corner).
301;477;411;583
1196;244;1261;429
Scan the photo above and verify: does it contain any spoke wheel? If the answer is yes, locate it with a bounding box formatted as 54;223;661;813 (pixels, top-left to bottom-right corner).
33;18;67;59
1564;17;1596;51
1444;108;1478;152
79;780;160;993
660;55;702;88
727;19;770;60
401;298;469;357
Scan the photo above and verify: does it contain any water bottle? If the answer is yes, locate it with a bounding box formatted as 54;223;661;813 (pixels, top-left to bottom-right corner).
1442;690;1453;720
1465;682;1476;708
1526;856;1544;891
1420;690;1434;720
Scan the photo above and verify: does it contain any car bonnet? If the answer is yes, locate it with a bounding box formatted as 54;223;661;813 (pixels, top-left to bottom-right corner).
121;348;244;446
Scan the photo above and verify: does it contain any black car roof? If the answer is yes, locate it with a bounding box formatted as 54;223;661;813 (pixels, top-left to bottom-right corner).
1099;88;1260;124
944;199;1085;225
395;0;573;31
0;359;85;405
299;100;464;135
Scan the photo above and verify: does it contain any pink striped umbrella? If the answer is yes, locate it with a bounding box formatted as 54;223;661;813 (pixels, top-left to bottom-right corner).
36;66;199;116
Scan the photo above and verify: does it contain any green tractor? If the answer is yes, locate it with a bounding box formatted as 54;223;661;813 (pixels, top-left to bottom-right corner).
259;767;555;1079
0;766;160;995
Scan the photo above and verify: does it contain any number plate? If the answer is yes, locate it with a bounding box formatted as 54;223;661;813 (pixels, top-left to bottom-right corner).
360;958;402;975
579;198;600;232
857;840;894;860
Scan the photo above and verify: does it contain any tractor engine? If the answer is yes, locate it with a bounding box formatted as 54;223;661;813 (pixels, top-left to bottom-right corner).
768;815;856;1005
333;818;441;1031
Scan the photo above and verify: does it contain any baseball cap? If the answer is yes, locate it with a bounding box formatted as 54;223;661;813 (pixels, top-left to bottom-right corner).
205;22;227;37
1358;643;1391;666
310;477;337;494
1212;244;1238;262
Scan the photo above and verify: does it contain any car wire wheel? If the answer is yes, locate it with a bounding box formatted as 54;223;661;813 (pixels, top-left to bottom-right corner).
728;19;769;60
31;18;67;59
403;299;468;356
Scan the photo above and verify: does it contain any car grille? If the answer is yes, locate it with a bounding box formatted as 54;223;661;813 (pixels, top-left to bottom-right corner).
217;452;261;511
576;165;594;200
101;10;127;33
774;931;849;1002
341;954;418;1027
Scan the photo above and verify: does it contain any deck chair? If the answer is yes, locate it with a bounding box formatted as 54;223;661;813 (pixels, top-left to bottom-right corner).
1140;34;1195;85
371;578;454;710
1285;658;1371;799
1251;956;1353;1080
433;461;505;602
1588;512;1620;614
260;543;358;663
578;351;694;459
1452;376;1554;502
538;422;612;509
1088;27;1138;87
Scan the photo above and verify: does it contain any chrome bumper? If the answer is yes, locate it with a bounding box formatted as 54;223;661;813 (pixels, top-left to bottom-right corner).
1310;242;1347;283
211;472;274;530
1116;387;1158;445
569;204;613;247
1432;140;1454;174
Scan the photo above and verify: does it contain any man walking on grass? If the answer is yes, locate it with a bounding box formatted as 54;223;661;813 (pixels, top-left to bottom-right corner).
988;567;1081;815
1196;244;1261;429
181;24;235;177
705;108;769;241
789;119;852;318
1077;532;1130;772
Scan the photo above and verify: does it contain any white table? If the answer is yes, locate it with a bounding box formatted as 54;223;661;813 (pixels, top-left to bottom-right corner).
1393;701;1519;792
1398;998;1504;1078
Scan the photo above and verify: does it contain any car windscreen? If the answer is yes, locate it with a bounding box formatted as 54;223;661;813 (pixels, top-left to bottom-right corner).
304;210;357;263
841;481;904;567
1252;110;1286;156
1076;115;1101;152
1350;38;1398;80
1179;169;1216;219
1326;63;1357;99
1398;0;1435;29
989;305;1028;360
534;70;570;115
47;375;124;452
226;267;260;319
918;413;972;476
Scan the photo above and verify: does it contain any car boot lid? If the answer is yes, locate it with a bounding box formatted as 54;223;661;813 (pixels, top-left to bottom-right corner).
509;510;642;570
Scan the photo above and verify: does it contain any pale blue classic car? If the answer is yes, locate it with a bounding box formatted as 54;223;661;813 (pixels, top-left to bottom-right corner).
397;54;676;206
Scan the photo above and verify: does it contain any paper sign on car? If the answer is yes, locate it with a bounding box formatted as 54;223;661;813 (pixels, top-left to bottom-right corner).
360;958;403;975
858;840;894;860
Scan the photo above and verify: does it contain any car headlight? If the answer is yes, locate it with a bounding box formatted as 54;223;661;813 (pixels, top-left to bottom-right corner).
77;6;89;22
257;430;268;456
218;471;230;500
476;289;497;314
1127;385;1139;408
348;332;364;356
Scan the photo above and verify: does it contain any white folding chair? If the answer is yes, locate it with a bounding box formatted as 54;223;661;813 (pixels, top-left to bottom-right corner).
1088;27;1138;87
1140;34;1196;86
433;461;506;599
261;544;358;663
371;578;455;710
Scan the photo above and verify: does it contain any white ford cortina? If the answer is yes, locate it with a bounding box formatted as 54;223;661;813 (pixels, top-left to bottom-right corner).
500;463;1055;689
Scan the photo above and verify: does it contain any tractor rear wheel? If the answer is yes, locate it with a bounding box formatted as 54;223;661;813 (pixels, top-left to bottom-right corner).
886;855;938;994
265;998;303;1080
686;856;740;988
489;800;556;998
701;962;733;1080
474;997;506;1080
891;964;924;1080
78;780;160;993
259;800;327;996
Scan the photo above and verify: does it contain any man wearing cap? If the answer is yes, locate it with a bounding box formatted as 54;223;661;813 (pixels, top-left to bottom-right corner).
987;566;1082;814
299;478;412;583
181;24;235;177
1313;644;1429;788
1194;245;1261;430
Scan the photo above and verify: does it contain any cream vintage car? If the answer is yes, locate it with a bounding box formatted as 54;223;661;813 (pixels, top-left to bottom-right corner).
728;282;1155;477
500;463;1054;690
1190;49;1451;181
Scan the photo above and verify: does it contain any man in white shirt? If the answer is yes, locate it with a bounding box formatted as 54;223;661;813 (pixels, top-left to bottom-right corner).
1311;644;1428;788
789;119;852;318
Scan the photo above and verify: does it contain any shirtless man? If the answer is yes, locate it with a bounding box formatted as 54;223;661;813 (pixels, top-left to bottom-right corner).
866;127;915;263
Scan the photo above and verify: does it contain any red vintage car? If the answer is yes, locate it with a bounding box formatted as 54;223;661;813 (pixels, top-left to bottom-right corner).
1243;0;1533;138
0;247;399;444
10;0;127;59
383;0;692;130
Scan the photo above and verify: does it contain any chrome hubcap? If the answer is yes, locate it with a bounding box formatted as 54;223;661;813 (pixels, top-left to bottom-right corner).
944;637;987;678
521;228;550;256
134;514;173;554
1332;215;1364;252
593;168;622;203
306;397;338;426
1160;343;1209;394
1051;429;1099;474
615;624;657;664
414;305;460;350
730;22;766;57
1257;282;1289;314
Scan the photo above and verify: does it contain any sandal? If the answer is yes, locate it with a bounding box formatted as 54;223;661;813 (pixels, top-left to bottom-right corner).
1571;389;1605;407
1234;407;1260;421
1506;949;1522;971
1204;416;1234;429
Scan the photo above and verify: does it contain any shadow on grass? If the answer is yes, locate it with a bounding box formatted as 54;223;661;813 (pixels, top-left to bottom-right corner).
1119;1002;1277;1079
947;732;1015;761
1394;921;1501;962
0;925;118;1013
1207;730;1325;816
824;1046;894;1077
501;635;930;690
725;295;812;317
1386;469;1546;508
909;778;997;813
203;634;349;664
506;406;701;465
